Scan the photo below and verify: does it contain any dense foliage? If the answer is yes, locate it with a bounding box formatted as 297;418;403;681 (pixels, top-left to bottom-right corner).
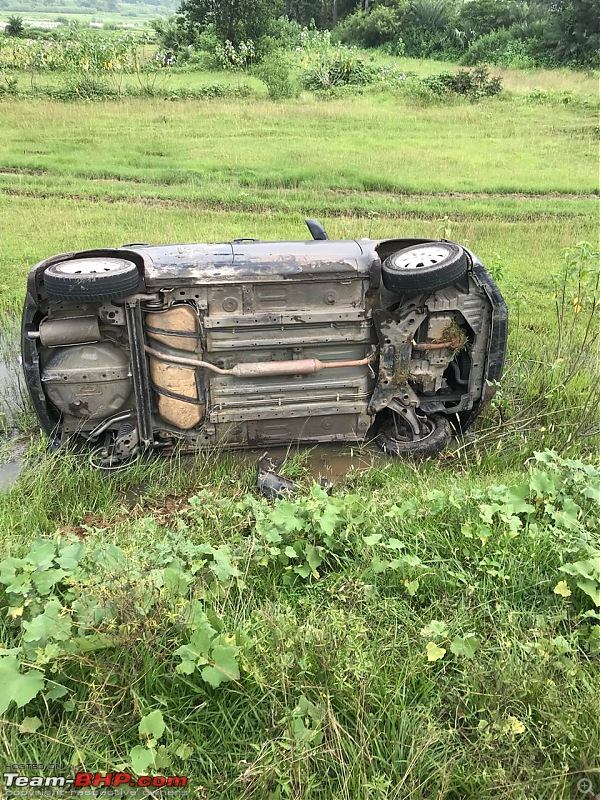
1;449;599;795
160;0;598;68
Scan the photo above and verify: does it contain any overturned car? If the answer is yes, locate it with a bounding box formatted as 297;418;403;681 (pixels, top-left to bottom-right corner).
22;220;507;466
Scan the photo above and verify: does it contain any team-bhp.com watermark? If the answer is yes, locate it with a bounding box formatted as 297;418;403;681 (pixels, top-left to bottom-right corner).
3;767;187;796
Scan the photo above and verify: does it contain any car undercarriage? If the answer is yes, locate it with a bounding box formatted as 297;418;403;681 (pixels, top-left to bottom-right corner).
22;220;507;466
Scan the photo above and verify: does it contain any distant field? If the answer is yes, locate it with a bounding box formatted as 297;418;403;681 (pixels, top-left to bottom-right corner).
0;5;171;24
0;90;597;306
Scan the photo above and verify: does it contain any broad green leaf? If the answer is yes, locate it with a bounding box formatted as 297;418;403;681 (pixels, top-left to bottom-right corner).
31;568;67;595
576;579;600;606
582;482;600;503
588;626;600;655
449;634;480;659
310;483;329;502
387;538;405;551
19;716;42;734
201;643;239;687
153;744;172;770
504;484;535;515
271;502;303;533
175;659;197;675
211;546;237;583
0;556;24;585
363;534;382;546
533;449;558;464
284;545;299;558
551;635;571;654
5;573;32;596
57;542;85;571
23;598;72;643
174;742;193;760
139;710;165;741
317;504;340;536
529;470;557;497
0;657;45;713
560;558;600;580
174;624;214;664
294;564;312;579
426;642;446;661
420;620;448;639
44;682;69;701
72;633;114;653
163;565;193;596
306;545;322;572
26;541;56;570
185;602;211;629
130;745;154;775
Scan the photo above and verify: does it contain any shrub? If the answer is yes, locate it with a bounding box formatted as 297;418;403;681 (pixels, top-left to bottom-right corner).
456;0;513;39
461;29;538;67
214;38;256;71
423;64;502;100
260;16;304;54
301;46;376;91
396;74;442;103
255;52;301;99
0;73;18;96
399;0;458;57
337;3;408;48
5;15;25;37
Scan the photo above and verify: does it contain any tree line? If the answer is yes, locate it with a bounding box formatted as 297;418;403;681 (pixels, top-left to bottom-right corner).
161;0;598;68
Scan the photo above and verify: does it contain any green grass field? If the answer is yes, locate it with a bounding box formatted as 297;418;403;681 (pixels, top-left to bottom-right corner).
0;73;599;799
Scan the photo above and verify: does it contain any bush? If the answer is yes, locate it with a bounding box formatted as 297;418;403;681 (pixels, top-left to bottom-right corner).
260;16;304;54
214;38;256;71
337;4;408;48
461;29;538;67
255;52;301;99
423;65;503;100
301;46;376;91
396;74;442;103
5;15;24;37
0;74;18;96
456;0;513;39
399;0;458;57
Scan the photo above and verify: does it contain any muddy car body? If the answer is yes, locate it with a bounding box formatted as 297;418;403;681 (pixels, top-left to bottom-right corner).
22;221;507;465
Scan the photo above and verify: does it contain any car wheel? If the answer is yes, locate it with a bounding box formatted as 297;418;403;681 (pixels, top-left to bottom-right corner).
43;257;139;302
381;242;468;294
376;412;452;458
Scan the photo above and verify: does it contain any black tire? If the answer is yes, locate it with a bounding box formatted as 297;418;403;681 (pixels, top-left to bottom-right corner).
381;242;468;295
44;257;139;302
376;412;452;459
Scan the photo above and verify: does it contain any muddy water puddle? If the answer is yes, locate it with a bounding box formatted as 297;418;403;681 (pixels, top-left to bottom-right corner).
253;443;389;483
0;315;27;490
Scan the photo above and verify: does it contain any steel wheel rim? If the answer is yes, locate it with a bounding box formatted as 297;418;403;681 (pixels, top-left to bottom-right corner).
391;245;452;271
53;258;128;276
